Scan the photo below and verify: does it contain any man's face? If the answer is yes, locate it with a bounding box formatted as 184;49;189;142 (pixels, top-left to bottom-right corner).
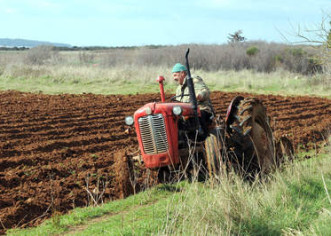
172;71;186;85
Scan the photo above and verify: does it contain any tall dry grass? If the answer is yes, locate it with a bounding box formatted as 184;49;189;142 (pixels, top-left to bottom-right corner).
0;45;330;96
1;62;330;97
161;149;331;235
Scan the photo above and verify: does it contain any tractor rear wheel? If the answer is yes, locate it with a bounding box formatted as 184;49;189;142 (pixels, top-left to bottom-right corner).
228;98;275;176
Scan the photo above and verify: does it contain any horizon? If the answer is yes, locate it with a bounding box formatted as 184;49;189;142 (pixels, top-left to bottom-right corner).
0;37;318;48
1;0;330;47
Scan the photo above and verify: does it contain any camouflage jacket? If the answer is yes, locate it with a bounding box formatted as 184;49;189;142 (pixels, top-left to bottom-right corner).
175;75;213;113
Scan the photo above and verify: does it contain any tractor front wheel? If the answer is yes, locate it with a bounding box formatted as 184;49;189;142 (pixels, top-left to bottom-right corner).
204;132;222;179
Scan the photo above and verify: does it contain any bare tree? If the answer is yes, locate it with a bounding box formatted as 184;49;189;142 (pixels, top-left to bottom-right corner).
293;12;331;75
228;30;247;44
24;45;57;65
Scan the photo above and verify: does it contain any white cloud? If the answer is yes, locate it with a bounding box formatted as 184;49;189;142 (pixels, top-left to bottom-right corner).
0;0;63;15
25;0;62;11
4;8;18;14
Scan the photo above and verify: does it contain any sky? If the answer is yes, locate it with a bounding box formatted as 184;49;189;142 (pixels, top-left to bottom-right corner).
1;0;330;47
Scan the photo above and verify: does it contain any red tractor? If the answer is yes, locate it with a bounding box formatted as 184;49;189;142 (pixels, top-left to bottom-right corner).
124;49;293;182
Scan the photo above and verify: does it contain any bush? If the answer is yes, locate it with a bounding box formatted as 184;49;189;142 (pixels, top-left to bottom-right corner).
24;45;57;65
98;42;320;74
5;42;323;75
307;57;323;74
288;47;306;57
246;46;259;56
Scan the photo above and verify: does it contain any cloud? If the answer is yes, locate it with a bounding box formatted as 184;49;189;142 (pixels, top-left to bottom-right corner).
4;8;18;14
195;0;329;13
25;0;62;12
0;0;63;16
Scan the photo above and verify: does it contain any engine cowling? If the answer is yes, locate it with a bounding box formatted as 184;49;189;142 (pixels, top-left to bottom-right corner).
133;102;198;168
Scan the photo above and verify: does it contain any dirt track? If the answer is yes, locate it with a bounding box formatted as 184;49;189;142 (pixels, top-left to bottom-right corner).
0;91;330;234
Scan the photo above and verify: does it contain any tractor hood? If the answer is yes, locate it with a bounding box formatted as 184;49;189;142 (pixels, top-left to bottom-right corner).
134;102;199;119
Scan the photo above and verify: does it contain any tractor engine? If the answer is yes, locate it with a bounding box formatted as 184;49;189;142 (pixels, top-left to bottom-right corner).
126;102;200;169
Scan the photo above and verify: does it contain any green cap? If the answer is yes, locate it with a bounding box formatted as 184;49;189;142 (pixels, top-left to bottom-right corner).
172;63;187;73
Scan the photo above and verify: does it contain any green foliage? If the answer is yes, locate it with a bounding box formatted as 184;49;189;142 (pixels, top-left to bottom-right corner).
287;47;307;57
274;54;283;63
246;46;259;56
308;56;323;74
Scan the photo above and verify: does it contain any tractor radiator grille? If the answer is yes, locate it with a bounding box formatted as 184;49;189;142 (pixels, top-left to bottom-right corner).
138;114;168;154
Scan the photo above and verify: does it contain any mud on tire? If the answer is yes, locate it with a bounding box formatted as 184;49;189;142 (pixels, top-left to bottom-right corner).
204;132;222;179
228;98;275;175
113;151;135;198
275;136;295;166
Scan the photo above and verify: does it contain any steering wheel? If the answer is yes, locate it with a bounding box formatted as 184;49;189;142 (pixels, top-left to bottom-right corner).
170;95;180;102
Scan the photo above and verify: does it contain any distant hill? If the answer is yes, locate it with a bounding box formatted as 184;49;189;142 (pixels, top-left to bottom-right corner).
0;38;71;48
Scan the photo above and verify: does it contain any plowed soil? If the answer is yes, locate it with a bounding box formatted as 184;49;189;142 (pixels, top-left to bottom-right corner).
0;91;330;234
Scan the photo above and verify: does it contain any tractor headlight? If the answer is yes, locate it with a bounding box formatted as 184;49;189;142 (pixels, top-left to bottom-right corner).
125;116;134;126
172;105;183;116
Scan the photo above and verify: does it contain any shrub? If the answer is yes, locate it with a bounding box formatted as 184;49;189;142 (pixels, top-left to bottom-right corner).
307;56;323;74
24;45;56;65
246;46;259;56
3;42;324;75
274;54;283;63
288;47;307;57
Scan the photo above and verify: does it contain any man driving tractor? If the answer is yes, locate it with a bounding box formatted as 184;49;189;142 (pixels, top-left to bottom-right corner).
172;63;214;135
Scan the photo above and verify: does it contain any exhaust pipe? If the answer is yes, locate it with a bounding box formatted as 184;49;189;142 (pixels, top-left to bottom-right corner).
185;48;202;133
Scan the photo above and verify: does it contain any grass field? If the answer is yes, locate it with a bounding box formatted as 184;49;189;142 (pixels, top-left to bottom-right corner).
7;147;331;235
0;64;330;98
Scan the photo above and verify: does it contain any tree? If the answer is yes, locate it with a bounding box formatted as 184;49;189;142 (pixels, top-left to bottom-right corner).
293;13;331;75
228;30;246;43
327;21;331;49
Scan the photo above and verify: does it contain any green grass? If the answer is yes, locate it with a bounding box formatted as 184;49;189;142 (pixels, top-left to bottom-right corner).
0;64;174;95
0;64;330;97
8;149;331;235
7;184;185;236
198;69;331;98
